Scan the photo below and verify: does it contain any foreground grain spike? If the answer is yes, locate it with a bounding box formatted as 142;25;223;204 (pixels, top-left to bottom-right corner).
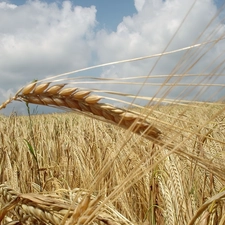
0;184;129;225
0;82;162;143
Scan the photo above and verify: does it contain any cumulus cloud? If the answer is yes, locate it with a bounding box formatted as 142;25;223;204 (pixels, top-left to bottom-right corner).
0;1;96;84
93;0;225;102
95;0;221;62
134;0;146;12
0;0;98;113
0;0;224;114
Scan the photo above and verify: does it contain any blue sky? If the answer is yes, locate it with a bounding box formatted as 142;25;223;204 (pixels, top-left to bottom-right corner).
0;0;225;114
68;1;137;31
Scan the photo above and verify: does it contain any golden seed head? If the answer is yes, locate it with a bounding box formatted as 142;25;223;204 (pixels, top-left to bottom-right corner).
72;90;91;99
85;95;102;104
33;83;50;94
46;84;66;94
59;88;77;96
21;83;36;95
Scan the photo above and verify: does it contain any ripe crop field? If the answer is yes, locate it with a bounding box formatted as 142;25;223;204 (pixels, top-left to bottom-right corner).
1;1;225;225
0;102;225;224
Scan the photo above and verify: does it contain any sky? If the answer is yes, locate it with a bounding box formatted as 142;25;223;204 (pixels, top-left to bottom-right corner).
0;0;225;115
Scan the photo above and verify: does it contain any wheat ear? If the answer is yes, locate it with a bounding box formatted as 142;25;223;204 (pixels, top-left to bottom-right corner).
0;184;130;224
0;82;162;143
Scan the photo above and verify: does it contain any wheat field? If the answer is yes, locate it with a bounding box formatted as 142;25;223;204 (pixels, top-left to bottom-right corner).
0;98;225;224
1;2;225;225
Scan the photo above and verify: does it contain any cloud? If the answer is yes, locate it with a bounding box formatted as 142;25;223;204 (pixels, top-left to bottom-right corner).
0;0;224;115
0;2;96;86
95;0;221;62
134;0;146;12
0;1;16;9
0;0;98;113
93;0;225;103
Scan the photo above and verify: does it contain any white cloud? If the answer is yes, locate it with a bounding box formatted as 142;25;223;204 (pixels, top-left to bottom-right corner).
134;0;146;12
0;0;224;114
93;0;225;103
0;0;98;113
95;0;221;62
0;1;17;9
0;1;96;81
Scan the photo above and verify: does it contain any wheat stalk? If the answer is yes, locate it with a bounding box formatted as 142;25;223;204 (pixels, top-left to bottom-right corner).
0;82;162;144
